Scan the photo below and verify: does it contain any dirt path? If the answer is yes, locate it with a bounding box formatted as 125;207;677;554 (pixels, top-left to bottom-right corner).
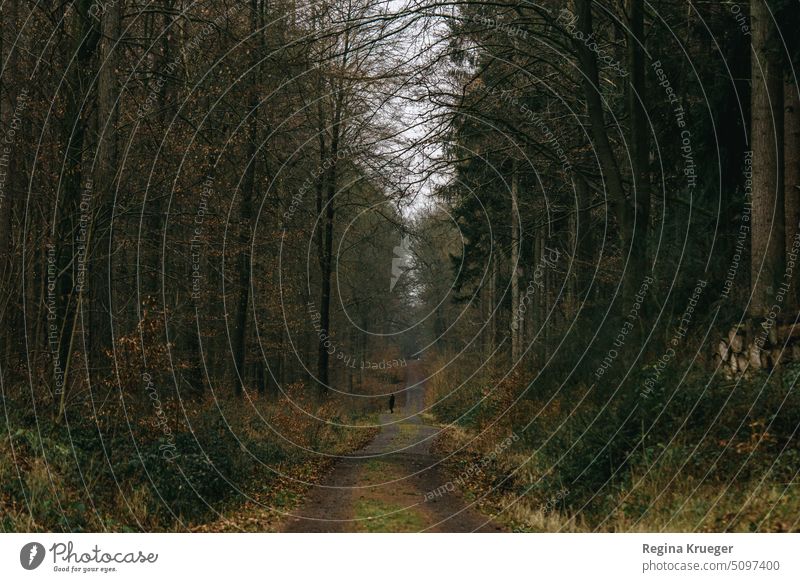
282;362;504;532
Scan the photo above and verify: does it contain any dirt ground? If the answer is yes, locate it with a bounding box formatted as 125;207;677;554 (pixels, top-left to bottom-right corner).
281;362;505;532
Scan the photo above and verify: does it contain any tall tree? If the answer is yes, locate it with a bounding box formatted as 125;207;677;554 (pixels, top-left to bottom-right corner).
750;0;785;318
785;79;800;308
232;0;264;395
626;0;650;311
56;0;100;422
572;0;631;307
89;0;122;369
510;161;521;362
0;0;19;369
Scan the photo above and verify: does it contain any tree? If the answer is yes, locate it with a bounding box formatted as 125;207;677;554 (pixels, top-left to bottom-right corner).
785;79;800;308
55;0;100;422
750;0;785;318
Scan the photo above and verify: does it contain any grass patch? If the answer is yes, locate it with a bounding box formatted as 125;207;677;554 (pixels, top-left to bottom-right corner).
354;499;427;532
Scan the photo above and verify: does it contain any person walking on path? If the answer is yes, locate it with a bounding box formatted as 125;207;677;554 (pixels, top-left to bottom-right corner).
389;393;396;413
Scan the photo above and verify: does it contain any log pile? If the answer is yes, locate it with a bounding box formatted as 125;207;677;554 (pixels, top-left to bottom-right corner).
714;320;800;378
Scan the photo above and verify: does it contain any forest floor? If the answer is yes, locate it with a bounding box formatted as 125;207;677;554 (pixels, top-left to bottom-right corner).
280;362;504;532
194;362;505;532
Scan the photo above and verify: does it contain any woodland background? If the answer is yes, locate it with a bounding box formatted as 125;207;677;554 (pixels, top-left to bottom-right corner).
1;0;799;532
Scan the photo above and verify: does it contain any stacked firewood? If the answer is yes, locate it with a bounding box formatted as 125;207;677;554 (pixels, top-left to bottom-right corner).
714;320;800;378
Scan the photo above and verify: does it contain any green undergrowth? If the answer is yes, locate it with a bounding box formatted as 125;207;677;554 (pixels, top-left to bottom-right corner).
427;357;800;532
0;393;377;532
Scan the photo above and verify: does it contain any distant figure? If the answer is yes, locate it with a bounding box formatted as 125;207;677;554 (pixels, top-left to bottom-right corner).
389;393;396;413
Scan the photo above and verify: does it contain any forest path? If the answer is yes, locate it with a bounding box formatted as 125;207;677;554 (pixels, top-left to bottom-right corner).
281;361;503;532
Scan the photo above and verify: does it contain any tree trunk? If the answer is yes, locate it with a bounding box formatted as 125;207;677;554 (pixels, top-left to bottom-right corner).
315;81;343;396
575;176;594;304
89;0;122;373
573;0;631;309
534;229;545;366
510;163;521;362
0;0;19;373
56;1;99;422
317;161;335;394
749;0;785;318
625;0;650;310
489;249;497;357
232;0;263;395
784;80;800;309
